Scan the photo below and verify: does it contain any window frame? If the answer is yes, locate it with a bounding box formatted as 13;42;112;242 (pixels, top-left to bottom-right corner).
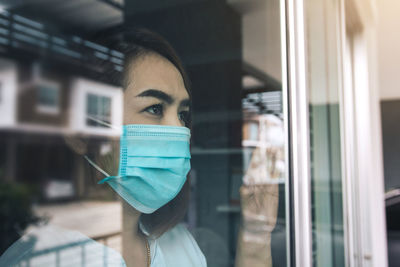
283;0;387;266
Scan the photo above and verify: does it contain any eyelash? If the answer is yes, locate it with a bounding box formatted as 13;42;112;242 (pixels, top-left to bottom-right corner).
144;103;164;116
143;104;190;124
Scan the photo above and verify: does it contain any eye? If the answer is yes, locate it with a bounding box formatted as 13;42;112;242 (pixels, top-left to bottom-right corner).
144;104;164;116
178;110;191;125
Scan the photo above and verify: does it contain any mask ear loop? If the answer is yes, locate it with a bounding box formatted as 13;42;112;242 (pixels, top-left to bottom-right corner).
84;155;119;184
83;115;120;183
86;115;120;130
84;155;110;177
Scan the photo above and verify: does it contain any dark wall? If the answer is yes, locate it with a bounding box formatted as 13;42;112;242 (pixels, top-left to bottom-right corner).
381;99;400;191
124;1;243;265
124;0;241;66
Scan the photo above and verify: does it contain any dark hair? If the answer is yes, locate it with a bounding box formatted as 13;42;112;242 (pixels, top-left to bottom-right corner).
118;28;192;237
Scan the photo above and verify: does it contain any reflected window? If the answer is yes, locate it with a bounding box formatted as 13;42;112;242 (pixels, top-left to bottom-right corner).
86;93;111;127
36;81;60;114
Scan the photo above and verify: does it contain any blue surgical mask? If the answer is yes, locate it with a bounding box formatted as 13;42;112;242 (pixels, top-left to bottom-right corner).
85;124;191;214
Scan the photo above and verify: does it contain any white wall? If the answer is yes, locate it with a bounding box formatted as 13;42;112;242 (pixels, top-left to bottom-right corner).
377;0;400;100
0;58;17;126
69;77;122;136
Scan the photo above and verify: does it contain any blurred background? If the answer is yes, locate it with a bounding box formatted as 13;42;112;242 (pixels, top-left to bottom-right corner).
0;0;398;267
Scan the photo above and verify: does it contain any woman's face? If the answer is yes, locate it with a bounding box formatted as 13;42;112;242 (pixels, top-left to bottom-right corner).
123;53;190;127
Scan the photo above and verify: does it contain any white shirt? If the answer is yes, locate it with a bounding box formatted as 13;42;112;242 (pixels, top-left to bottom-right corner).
0;224;207;267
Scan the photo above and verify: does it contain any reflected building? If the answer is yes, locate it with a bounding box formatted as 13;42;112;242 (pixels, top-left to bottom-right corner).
0;9;124;200
0;2;286;266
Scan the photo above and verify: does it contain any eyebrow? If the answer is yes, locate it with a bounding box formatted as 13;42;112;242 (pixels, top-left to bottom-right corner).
136;89;173;104
136;89;190;107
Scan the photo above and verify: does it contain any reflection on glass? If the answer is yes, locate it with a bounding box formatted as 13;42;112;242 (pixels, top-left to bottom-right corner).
306;0;345;266
236;115;284;267
37;83;60;114
0;1;288;266
86;93;112;127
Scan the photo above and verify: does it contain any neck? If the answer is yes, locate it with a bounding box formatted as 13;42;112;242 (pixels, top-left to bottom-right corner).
121;201;148;266
122;200;141;237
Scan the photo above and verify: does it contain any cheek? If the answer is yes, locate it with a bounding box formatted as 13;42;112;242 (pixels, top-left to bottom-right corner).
123;111;151;125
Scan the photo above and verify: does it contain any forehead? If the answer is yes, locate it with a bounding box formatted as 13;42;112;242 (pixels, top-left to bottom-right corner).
125;53;188;99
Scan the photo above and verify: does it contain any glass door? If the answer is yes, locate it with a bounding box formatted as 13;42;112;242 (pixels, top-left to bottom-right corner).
283;0;346;265
305;0;345;265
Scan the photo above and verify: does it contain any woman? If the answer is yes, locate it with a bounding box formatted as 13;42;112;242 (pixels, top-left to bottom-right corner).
0;28;206;267
86;28;206;267
106;27;206;267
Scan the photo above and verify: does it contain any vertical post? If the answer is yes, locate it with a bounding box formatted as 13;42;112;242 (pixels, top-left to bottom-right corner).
284;0;313;266
352;31;388;267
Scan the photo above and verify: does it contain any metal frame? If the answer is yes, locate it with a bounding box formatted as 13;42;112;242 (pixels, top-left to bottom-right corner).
281;0;312;266
283;0;388;266
280;1;292;266
339;0;388;266
338;6;356;267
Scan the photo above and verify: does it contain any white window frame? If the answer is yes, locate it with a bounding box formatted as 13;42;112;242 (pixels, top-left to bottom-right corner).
283;0;387;266
282;0;312;265
340;0;387;266
69;77;122;137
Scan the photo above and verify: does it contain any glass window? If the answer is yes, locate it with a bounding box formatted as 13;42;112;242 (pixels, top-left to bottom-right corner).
86;93;112;127
305;0;345;266
0;2;290;267
37;83;60;114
